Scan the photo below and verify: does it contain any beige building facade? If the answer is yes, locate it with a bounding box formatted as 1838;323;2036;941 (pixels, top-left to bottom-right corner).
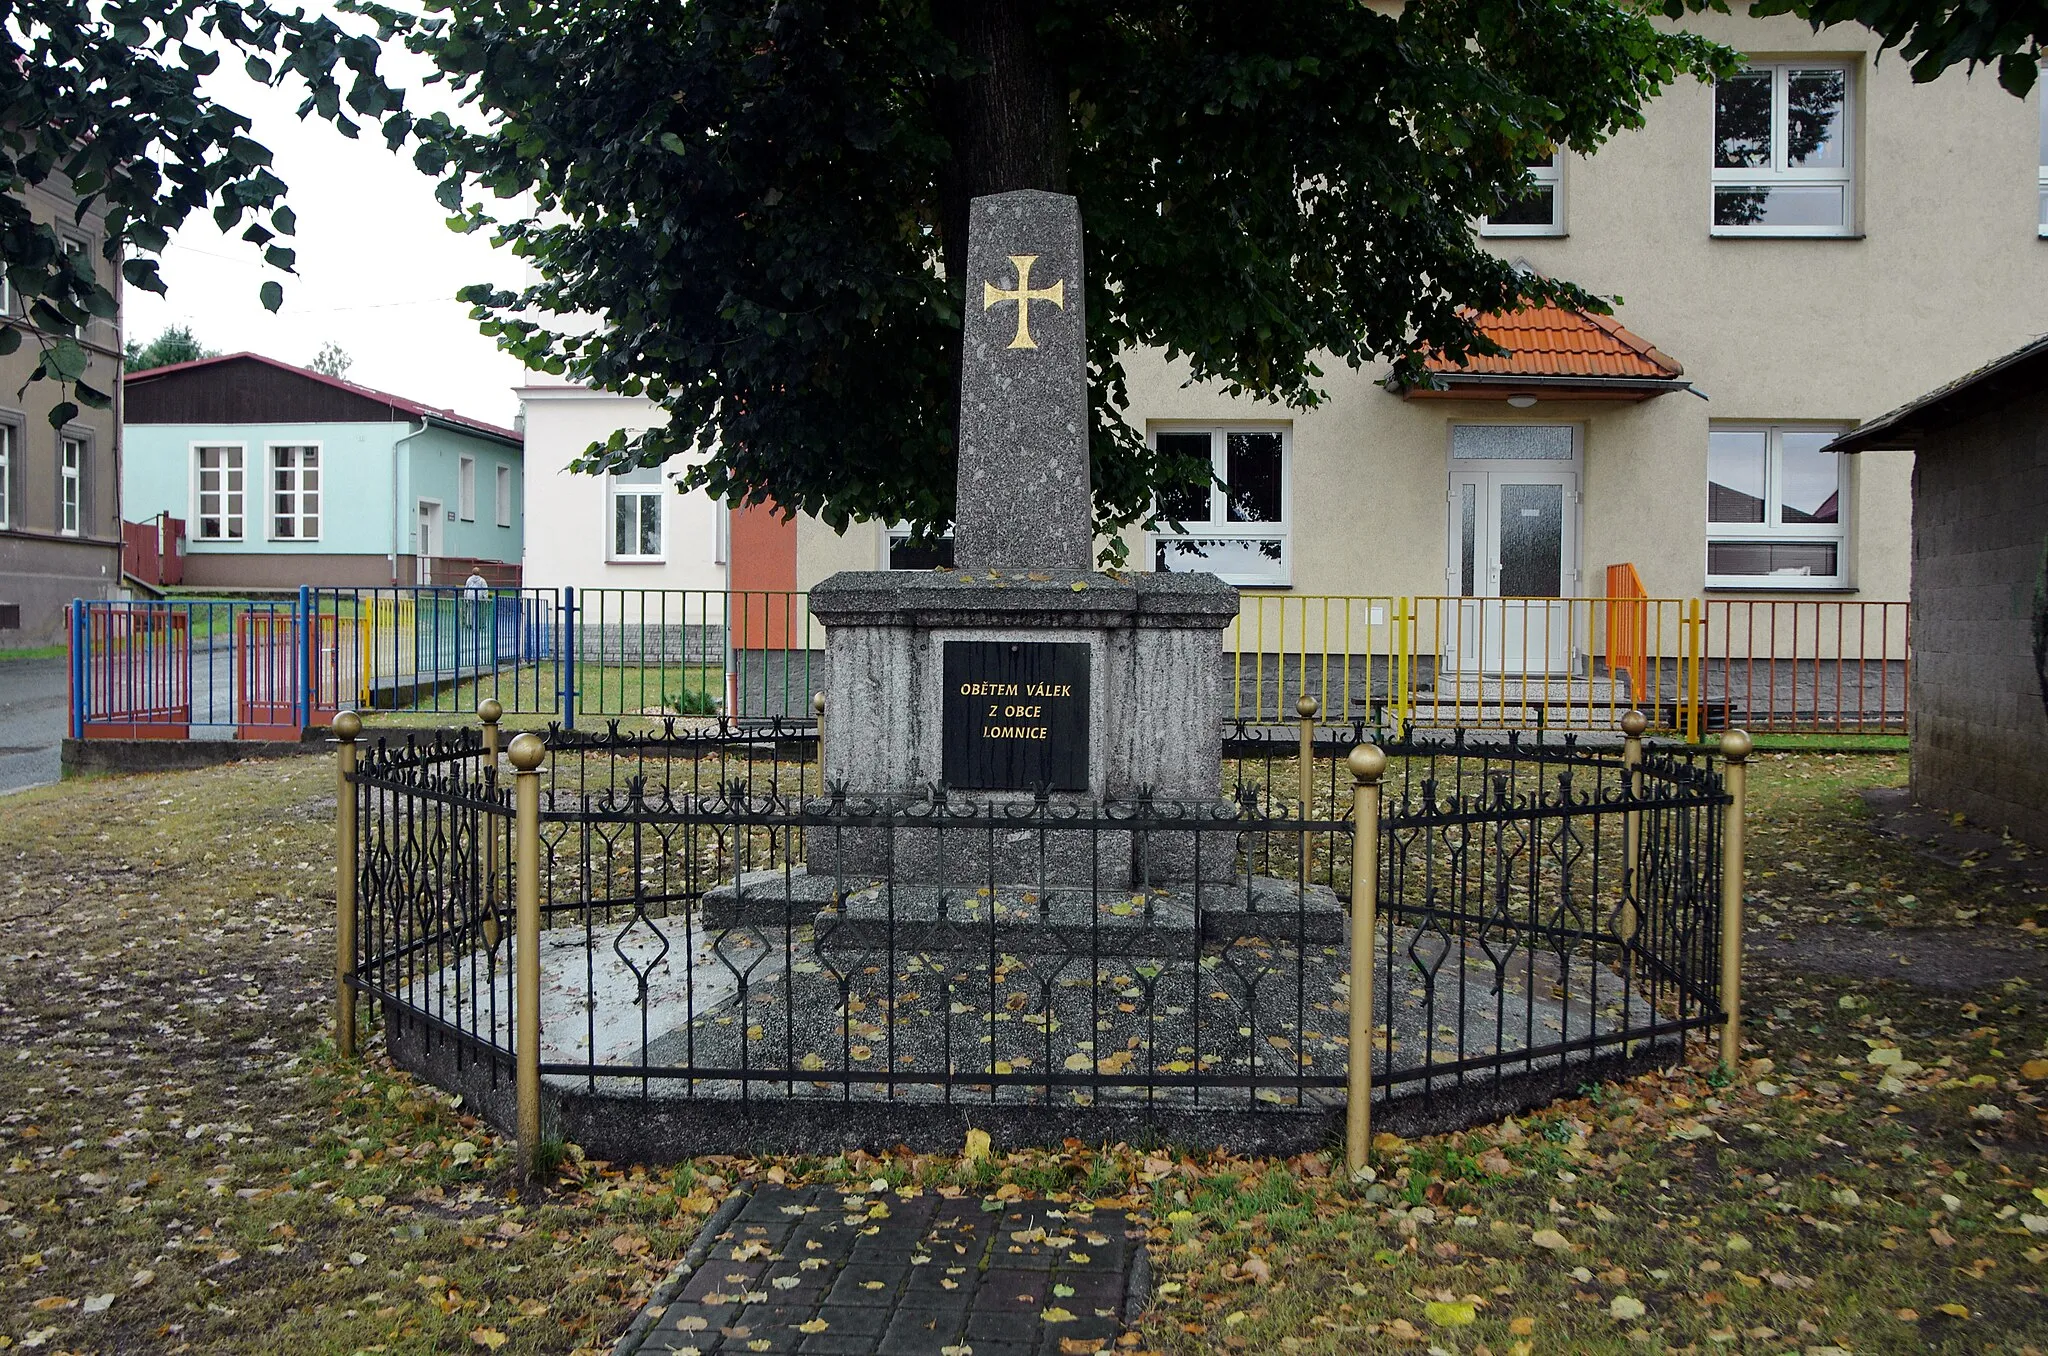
0;180;123;646
794;8;2046;699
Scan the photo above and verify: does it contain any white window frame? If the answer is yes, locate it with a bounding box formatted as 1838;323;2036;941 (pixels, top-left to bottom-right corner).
495;463;513;527
1479;152;1565;237
59;432;84;537
458;454;477;521
0;272;13;317
2037;89;2047;236
1705;423;1851;590
267;442;322;543
1147;425;1292;588
192;443;247;542
0;420;12;531
607;467;667;563
1710;61;1856;238
884;522;955;570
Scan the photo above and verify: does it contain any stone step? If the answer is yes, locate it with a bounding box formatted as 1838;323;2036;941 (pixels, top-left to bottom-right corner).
703;868;1348;950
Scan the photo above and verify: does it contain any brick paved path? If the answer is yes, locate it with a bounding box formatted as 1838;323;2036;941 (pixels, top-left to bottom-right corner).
618;1185;1146;1356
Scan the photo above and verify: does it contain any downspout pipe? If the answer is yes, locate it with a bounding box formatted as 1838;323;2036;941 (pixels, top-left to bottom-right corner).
391;419;429;584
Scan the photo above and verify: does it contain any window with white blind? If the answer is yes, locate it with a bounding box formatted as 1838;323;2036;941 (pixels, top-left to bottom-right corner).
495;464;513;527
459;455;477;521
59;434;83;536
609;465;665;560
0;422;11;530
195;445;246;541
1712;63;1855;235
1706;425;1849;588
270;444;320;541
1149;427;1290;587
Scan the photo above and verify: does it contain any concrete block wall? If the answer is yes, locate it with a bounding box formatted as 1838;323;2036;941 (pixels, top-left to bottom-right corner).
1908;393;2048;847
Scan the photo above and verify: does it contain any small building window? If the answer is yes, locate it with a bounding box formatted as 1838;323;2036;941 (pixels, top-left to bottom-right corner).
1706;425;1848;588
195;445;245;541
886;524;955;569
1480;151;1564;237
609;465;665;560
1712;63;1854;236
1149;427;1290;587
59;434;84;536
495;464;513;527
2038;90;2047;235
270;444;321;541
58;236;87;338
0;422;11;531
458;454;477;521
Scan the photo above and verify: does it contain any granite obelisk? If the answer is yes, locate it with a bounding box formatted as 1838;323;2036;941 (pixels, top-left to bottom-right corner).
952;191;1092;573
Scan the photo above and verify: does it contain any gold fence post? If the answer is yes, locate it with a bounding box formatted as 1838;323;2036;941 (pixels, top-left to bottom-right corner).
1346;743;1387;1174
479;699;503;948
333;710;362;1059
1684;598;1704;744
1297;694;1319;882
509;731;547;1178
1717;729;1752;1071
1620;709;1645;991
812;690;827;789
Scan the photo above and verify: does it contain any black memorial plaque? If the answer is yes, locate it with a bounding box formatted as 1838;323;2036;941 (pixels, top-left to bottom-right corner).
941;641;1090;791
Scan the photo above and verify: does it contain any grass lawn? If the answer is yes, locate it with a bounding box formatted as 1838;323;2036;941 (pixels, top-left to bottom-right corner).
2;751;2044;1354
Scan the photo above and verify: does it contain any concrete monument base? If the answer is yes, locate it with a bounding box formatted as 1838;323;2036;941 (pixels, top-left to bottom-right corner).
808;568;1239;886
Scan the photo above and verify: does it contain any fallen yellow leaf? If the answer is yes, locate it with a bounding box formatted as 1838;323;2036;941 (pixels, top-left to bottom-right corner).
1424;1300;1476;1326
1509;1316;1537;1336
797;1318;830;1334
2020;1059;2048;1080
470;1329;508;1350
964;1127;991;1162
1936;1303;1970;1318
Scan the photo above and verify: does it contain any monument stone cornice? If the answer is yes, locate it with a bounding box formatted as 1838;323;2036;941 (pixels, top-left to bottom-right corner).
808;569;1238;631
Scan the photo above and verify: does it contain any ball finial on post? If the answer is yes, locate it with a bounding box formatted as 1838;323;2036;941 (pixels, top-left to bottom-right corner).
1620;709;1647;739
332;709;362;741
508;732;546;773
1347;742;1387;785
478;698;503;726
1718;728;1753;763
1296;693;1320;720
812;691;827;717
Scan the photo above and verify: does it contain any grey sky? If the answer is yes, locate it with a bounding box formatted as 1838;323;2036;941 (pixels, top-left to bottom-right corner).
123;31;529;426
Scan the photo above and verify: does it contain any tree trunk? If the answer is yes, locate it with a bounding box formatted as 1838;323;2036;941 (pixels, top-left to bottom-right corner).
934;0;1069;310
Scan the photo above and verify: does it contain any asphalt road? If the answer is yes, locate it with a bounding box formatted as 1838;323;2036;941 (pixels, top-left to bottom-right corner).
0;656;66;793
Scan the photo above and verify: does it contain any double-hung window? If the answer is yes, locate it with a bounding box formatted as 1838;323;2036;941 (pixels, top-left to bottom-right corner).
495;464;513;527
1706;425;1848;588
270;444;320;540
1480;151;1564;236
1712;63;1854;235
0;422;11;530
59;434;83;536
609;465;665;560
1149;427;1289;587
458;455;477;521
195;445;245;541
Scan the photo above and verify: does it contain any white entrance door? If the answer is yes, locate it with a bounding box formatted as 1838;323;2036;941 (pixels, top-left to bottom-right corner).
416;499;442;581
1447;470;1579;675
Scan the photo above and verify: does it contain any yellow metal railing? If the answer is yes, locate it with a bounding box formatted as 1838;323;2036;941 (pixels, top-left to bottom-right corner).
1225;586;1908;739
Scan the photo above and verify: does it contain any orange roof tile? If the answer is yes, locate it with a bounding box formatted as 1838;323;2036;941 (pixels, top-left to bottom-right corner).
1425;303;1683;380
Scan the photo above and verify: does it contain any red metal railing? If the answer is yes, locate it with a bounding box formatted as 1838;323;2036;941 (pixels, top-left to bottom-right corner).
1702;598;1908;735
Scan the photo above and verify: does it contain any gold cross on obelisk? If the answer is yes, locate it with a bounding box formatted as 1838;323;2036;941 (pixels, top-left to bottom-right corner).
982;254;1065;350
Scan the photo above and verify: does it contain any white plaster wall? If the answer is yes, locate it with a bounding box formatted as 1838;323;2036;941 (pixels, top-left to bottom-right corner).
517;382;727;598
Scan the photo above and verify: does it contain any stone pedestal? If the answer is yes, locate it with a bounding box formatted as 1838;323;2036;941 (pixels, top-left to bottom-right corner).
806;568;1238;886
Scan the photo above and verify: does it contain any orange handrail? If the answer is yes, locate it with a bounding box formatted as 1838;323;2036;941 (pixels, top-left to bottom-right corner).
1604;563;1649;704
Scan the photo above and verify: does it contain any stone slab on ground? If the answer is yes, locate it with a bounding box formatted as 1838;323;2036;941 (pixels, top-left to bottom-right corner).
619;1185;1146;1356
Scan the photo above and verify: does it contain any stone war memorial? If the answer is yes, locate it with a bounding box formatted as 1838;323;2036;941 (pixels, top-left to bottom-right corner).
337;191;1748;1172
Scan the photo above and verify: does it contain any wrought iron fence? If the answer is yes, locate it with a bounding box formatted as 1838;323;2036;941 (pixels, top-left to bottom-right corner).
340;712;1738;1164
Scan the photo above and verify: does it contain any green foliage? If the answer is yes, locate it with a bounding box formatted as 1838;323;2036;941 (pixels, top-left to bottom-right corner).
2;0;406;423
124;324;219;372
1747;0;2047;94
361;0;1741;553
309;339;354;378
